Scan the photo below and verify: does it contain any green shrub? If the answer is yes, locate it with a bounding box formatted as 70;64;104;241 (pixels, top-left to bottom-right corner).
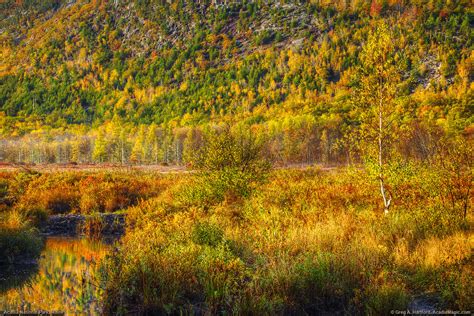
191;127;271;204
289;253;355;313
192;222;224;247
196;243;249;313
254;30;275;45
437;265;474;310
0;227;43;264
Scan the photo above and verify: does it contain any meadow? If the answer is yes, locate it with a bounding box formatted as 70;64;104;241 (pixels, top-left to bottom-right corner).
0;158;471;314
99;166;472;314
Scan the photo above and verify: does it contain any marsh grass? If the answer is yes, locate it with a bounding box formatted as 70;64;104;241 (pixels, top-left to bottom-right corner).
0;211;43;264
0;171;172;220
100;167;473;314
0;159;470;313
79;214;106;239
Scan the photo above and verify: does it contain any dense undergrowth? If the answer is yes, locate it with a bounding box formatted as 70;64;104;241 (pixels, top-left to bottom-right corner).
99;166;472;314
0;171;174;221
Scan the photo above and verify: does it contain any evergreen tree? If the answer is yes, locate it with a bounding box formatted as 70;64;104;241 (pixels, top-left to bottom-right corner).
92;130;108;163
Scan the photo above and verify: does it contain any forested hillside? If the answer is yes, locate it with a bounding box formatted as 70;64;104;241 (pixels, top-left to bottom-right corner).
0;0;472;164
1;2;473;313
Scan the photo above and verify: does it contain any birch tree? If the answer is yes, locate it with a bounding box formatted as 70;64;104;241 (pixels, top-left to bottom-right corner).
356;22;401;215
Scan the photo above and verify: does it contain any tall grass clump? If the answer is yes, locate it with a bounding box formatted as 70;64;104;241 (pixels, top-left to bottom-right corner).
0;211;43;264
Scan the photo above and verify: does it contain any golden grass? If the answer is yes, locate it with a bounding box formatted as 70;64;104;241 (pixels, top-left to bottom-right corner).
1;166;471;313
99;167;473;314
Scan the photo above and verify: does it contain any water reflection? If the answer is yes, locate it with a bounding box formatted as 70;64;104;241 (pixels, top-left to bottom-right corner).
0;237;111;314
0;264;39;294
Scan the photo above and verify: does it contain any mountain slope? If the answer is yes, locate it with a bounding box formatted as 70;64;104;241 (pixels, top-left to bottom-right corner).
1;1;472;132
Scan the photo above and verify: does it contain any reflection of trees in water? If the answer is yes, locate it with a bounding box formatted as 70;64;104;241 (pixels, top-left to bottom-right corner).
0;237;111;314
0;263;39;293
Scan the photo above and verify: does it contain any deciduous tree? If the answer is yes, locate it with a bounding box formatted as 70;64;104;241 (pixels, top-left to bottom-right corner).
355;21;401;215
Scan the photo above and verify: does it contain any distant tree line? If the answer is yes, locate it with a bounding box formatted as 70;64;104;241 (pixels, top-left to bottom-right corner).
0;117;463;167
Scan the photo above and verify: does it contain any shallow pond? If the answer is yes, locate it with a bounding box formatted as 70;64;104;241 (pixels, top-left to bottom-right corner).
0;237;113;314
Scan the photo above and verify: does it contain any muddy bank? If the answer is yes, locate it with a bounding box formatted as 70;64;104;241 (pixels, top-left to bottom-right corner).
40;213;126;236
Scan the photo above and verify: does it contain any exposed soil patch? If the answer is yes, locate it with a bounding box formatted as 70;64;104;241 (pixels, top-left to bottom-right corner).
40;213;126;236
